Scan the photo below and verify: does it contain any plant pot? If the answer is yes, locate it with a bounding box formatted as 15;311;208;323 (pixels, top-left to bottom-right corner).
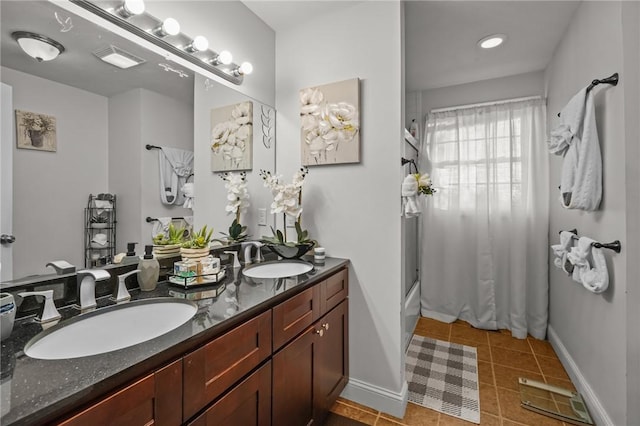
28;129;44;147
264;242;315;260
180;247;211;261
153;244;181;257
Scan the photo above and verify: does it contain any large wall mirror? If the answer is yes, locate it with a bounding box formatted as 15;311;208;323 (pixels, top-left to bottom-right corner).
0;0;275;283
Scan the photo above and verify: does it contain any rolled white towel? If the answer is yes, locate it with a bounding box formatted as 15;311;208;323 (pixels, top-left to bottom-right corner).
580;242;609;294
402;174;420;217
151;217;172;239
551;231;576;275
182;182;194;209
567;237;593;284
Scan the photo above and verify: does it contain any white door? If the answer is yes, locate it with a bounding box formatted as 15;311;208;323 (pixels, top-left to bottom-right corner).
1;83;14;282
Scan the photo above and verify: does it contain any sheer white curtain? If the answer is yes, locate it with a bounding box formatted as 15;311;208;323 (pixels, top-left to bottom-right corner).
419;98;549;339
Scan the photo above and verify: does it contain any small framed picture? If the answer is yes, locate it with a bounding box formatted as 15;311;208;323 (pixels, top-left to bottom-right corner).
15;110;57;152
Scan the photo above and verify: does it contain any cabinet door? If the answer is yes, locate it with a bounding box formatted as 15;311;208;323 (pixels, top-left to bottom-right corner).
189;362;271;426
316;300;349;417
183;310;271;420
320;268;348;315
272;325;321;426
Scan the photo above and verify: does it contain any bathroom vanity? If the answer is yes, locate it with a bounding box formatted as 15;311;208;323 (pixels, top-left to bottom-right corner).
0;257;349;425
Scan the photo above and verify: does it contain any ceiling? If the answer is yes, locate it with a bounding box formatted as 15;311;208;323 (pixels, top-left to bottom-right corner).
1;1;194;104
243;0;579;92
405;1;580;91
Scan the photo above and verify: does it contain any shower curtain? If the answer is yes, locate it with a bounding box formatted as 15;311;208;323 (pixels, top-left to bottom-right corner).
419;98;549;339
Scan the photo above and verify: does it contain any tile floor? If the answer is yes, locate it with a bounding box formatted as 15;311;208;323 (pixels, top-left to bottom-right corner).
330;317;576;426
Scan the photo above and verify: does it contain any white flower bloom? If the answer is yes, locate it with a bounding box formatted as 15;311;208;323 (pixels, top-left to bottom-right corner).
300;88;324;132
320;102;359;145
223;172;250;215
304;127;325;156
211;121;231;152
418;173;431;187
232;102;252;126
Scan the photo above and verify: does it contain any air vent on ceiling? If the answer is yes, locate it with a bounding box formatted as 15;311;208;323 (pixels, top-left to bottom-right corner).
92;45;146;69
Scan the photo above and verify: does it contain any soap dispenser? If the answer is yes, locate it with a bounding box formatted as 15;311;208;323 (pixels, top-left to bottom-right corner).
137;245;159;292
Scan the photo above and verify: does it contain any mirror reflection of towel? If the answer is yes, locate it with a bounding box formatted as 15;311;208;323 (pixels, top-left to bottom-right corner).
158;147;194;205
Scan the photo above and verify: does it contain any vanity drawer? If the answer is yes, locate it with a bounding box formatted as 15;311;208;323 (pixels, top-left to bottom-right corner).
321;268;348;315
272;285;321;350
189;361;271;426
183;310;272;421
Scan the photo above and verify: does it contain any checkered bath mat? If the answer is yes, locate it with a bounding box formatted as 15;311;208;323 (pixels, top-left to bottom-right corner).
405;335;480;424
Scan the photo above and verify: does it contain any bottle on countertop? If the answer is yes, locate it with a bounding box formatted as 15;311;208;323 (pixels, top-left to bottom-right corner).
137;245;159;291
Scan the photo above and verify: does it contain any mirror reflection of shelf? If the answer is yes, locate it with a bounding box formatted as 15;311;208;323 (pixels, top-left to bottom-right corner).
84;194;117;267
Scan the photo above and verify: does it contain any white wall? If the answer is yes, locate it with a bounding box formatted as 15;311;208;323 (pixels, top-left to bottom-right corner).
545;2;628;424
109;89;193;253
192;74;275;242
275;1;406;416
145;1;275;106
418;70;544;118
1;67;108;275
622;1;640;422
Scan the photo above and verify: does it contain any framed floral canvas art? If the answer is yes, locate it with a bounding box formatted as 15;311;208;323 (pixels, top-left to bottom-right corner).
300;78;360;166
15;110;57;152
210;101;253;172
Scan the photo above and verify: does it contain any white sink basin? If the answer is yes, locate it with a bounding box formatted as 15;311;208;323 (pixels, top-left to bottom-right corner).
24;298;197;360
242;260;314;279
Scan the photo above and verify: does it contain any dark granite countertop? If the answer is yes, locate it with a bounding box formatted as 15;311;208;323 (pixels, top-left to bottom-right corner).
0;256;349;426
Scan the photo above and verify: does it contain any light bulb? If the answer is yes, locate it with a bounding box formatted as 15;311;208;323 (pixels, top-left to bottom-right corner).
117;0;145;18
154;18;180;37
185;35;208;52
239;62;253;75
218;50;233;65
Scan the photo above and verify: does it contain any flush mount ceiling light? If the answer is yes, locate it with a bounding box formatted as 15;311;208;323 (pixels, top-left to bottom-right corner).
152;18;180;37
478;34;506;49
12;31;65;62
115;0;145;18
184;35;208;53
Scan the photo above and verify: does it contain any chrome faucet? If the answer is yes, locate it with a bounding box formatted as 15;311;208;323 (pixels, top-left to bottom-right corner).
76;269;111;310
242;241;264;264
111;270;140;303
17;290;61;323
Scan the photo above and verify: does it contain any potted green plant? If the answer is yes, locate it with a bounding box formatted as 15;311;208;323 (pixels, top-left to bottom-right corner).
180;225;214;261
259;167;315;259
153;223;185;257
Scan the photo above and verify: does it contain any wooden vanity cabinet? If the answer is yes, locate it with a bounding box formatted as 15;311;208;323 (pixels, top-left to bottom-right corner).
55;266;348;426
273;269;349;426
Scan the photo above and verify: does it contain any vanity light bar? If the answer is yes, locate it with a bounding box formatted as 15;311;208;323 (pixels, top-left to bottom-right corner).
70;0;247;85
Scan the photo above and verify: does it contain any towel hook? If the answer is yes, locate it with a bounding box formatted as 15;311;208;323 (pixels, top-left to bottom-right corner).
557;73;619;117
592;240;621;253
401;157;418;174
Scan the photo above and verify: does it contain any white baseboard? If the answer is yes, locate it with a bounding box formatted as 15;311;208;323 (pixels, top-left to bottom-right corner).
547;326;613;426
341;377;408;418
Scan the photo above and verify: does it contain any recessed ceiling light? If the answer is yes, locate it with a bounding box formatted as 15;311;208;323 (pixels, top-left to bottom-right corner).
478;34;506;49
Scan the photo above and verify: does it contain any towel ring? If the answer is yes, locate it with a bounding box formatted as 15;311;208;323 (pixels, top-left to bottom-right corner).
186;173;194;183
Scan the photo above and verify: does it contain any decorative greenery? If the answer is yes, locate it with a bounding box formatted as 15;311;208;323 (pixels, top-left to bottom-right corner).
218;219;249;244
182;225;213;249
414;172;436;196
153;223;186;246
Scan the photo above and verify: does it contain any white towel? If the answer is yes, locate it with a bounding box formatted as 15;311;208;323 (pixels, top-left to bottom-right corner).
91;233;108;246
181;182;194;209
158;147;194;205
548;87;602;211
402;174;420;217
91;199;112;215
551;231;575;275
151;217;172;238
567;237;609;293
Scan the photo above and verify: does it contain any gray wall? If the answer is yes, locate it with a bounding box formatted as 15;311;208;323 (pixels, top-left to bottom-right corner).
1;67;108;276
275;1;406;416
545;2;628;424
109;88;193;253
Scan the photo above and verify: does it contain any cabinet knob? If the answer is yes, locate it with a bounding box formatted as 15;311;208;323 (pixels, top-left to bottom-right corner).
322;323;329;331
315;328;324;337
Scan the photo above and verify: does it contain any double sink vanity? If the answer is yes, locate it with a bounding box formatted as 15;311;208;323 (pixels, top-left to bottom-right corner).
0;255;349;425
